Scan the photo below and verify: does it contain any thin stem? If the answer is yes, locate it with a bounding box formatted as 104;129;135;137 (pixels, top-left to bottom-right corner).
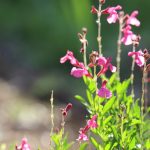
144;71;148;111
116;18;123;81
94;65;97;87
94;65;98;112
97;2;102;56
140;63;146;150
83;33;87;68
130;45;136;100
121;114;124;149
60;115;65;149
50;90;54;150
61;115;65;135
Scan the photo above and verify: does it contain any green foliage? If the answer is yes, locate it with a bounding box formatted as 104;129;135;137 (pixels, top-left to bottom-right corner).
51;129;73;150
76;74;150;150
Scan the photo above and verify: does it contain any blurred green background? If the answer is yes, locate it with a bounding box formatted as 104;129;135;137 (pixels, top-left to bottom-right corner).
0;0;150;102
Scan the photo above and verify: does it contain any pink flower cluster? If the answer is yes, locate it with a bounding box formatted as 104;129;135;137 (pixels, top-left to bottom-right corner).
77;115;98;141
121;11;140;45
91;5;140;46
60;51;115;99
102;5;122;24
15;138;30;150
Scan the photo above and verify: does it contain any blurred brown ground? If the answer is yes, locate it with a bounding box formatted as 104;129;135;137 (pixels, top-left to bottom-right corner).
0;79;85;150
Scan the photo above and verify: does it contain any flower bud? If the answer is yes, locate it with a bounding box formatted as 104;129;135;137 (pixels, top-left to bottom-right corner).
100;0;105;4
89;51;99;65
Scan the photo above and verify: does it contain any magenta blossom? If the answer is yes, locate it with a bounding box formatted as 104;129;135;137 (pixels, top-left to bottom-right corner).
60;50;92;78
77;125;89;141
97;56;116;77
121;25;136;45
71;67;90;78
97;80;112;99
77;115;98;141
91;6;98;14
102;5;122;24
77;130;88;141
87;115;98;129
61;103;72;117
15;138;30;150
128;50;144;67
60;50;77;65
126;11;140;27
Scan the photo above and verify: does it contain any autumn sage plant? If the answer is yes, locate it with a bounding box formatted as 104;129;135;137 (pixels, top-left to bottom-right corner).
59;0;150;149
9;0;150;150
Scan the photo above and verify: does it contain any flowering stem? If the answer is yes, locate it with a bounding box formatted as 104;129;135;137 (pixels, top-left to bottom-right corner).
140;63;146;149
130;45;136;100
116;17;123;81
97;2;102;56
50;90;54;149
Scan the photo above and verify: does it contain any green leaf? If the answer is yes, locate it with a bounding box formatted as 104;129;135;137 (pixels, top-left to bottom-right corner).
88;80;97;93
90;137;99;149
126;95;133;115
75;95;86;103
75;95;89;107
132;100;140;118
79;143;88;150
111;142;118;150
145;139;150;149
109;73;117;85
83;76;96;93
130;119;141;126
86;89;93;106
129;137;136;150
116;79;130;98
103;115;113;125
102;97;115;115
111;126;118;141
105;142;112;150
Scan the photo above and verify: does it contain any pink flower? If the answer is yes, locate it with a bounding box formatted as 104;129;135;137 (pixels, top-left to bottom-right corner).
60;51;92;78
71;67;90;78
87;115;98;129
102;5;122;24
91;6;98;14
60;50;78;66
97;80;112;99
77;125;89;141
15;138;30;150
126;11;140;27
97;56;116;77
121;25;136;45
77;131;88;141
77;115;98;141
128;50;144;67
61;103;72;116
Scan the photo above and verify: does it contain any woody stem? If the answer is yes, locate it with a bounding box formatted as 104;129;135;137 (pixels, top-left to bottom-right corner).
97;2;102;56
116;18;123;81
130;45;136;100
140;62;146;150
